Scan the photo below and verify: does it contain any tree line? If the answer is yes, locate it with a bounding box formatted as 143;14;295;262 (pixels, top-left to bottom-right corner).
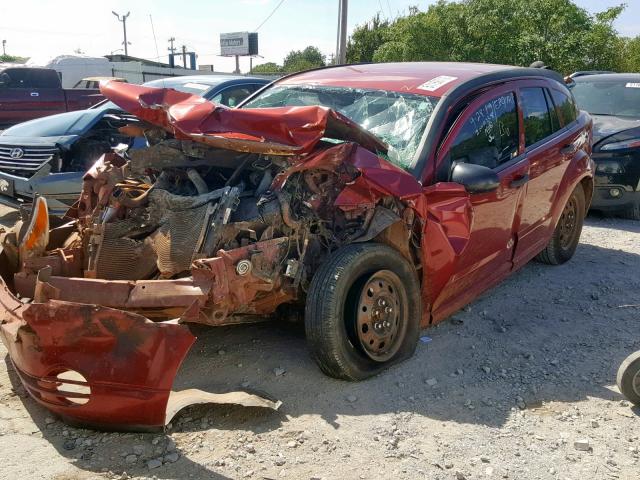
253;0;640;75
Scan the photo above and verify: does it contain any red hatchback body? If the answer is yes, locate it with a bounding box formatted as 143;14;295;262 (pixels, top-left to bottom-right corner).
0;62;593;430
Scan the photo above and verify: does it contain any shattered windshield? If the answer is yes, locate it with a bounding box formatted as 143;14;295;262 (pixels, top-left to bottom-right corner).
243;85;439;170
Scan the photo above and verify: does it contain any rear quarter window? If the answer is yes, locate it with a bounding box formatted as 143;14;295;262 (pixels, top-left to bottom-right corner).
550;89;578;126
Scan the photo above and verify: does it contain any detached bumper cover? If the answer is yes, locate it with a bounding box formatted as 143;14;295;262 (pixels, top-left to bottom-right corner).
0;277;280;430
0;278;195;429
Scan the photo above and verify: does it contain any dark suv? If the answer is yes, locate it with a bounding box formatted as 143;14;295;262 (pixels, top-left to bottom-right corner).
570;73;640;219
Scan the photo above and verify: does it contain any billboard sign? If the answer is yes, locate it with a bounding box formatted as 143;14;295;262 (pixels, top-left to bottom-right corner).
220;32;258;56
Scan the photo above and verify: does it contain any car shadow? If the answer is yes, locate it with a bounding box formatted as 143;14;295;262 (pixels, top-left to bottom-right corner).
3;241;639;477
3;355;248;479
586;212;640;233
0;207;20;229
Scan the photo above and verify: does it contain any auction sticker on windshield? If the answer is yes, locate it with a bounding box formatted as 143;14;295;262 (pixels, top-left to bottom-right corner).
417;75;458;92
626;83;640;88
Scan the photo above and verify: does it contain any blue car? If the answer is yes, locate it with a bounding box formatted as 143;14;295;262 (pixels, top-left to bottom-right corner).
0;75;270;216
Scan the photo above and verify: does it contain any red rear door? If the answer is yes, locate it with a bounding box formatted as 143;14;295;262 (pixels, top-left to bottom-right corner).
512;82;580;267
421;85;529;322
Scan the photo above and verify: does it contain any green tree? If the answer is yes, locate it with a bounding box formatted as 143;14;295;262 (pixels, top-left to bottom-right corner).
0;54;28;63
346;13;390;63
282;46;326;73
351;0;626;74
252;62;281;74
621;36;640;72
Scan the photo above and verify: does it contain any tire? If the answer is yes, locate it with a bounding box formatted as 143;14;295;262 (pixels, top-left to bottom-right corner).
305;243;421;381
621;203;640;221
535;184;585;265
616;351;640;407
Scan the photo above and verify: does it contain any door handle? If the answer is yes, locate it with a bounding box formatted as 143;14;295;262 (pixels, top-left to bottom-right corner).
509;174;529;188
30;92;39;97
560;143;577;155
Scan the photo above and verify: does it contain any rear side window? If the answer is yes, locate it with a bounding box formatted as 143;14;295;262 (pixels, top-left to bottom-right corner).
521;87;553;146
550;89;578;126
448;92;519;169
544;89;561;132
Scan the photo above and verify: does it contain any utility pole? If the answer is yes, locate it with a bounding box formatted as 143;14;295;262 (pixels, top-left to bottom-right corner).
112;11;131;56
168;37;176;55
1;40;5;56
181;45;187;68
336;0;348;64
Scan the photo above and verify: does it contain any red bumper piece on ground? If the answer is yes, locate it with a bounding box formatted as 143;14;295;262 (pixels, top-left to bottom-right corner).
0;279;195;430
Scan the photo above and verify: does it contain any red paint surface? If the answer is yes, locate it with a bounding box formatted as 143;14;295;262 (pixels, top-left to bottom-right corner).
0;282;195;430
276;62;512;97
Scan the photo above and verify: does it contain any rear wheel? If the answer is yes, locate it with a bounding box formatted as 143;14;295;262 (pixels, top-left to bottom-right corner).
617;351;640;407
535;184;585;265
305;243;421;381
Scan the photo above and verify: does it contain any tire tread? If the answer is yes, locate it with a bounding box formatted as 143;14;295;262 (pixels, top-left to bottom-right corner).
305;243;420;381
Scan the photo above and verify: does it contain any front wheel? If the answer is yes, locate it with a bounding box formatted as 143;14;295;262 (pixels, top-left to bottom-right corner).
535;184;585;265
305;243;421;381
617;351;640;407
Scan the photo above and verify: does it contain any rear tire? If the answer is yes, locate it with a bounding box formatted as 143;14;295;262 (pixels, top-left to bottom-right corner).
535;184;585;265
617;351;640;407
305;243;421;381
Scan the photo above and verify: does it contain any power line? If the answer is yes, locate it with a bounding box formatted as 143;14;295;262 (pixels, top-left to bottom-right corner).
149;14;160;61
255;0;286;31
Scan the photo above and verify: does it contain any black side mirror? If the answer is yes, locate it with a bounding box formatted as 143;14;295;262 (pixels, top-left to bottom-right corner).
451;162;500;194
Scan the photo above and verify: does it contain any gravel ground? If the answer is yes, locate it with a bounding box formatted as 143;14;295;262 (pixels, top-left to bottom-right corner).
0;205;638;480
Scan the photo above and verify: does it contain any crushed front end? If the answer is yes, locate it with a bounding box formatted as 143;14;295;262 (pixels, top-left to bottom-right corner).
0;81;425;430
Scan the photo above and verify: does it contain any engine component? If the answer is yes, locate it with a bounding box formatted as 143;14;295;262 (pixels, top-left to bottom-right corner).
236;259;252;276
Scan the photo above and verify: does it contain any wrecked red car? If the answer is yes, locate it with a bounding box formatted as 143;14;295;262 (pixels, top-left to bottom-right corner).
0;62;594;430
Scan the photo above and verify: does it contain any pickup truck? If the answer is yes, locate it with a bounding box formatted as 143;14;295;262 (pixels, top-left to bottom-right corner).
0;67;104;127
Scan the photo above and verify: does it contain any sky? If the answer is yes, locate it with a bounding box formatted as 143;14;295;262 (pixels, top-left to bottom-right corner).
1;0;639;73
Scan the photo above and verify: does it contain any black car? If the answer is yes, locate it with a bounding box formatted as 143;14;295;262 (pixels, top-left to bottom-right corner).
570;73;640;219
0;75;270;216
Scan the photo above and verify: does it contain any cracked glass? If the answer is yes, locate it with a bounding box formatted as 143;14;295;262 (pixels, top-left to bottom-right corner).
243;85;439;170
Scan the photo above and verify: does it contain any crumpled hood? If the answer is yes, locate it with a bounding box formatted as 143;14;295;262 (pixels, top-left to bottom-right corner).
100;80;388;156
592;114;640;145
